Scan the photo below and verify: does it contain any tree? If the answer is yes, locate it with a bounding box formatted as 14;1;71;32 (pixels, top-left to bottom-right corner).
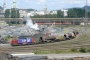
68;8;85;18
0;6;3;9
88;12;90;18
57;10;63;18
11;8;20;18
17;10;20;18
79;47;87;53
4;9;10;18
31;8;90;18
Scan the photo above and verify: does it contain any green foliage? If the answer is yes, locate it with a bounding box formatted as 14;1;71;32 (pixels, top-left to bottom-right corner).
87;49;90;52
68;8;85;18
57;10;64;18
11;21;16;24
7;21;13;26
31;8;90;18
34;50;42;54
27;9;36;11
79;47;87;53
71;48;78;52
74;22;80;25
55;50;61;54
83;6;90;12
4;9;10;18
11;8;20;18
34;50;62;54
23;21;26;24
88;12;90;17
0;6;3;9
17;10;20;18
5;35;11;41
34;50;54;54
5;8;20;18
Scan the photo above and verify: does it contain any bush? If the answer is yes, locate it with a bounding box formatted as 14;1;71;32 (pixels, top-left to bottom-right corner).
55;50;61;54
79;47;87;53
87;49;90;52
34;50;46;54
75;22;80;25
5;35;11;41
71;48;78;52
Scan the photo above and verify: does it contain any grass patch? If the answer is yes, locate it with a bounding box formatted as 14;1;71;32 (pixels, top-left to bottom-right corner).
34;47;90;54
34;50;62;54
71;48;79;52
55;50;62;54
87;49;90;52
34;50;55;54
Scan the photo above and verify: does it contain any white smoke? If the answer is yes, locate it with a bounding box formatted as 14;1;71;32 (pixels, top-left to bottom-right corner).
25;15;39;30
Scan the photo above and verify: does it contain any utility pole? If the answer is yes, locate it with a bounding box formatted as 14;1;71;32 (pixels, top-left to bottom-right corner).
85;0;88;18
84;0;88;25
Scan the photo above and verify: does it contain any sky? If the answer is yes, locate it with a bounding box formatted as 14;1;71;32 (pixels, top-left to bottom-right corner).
0;0;90;10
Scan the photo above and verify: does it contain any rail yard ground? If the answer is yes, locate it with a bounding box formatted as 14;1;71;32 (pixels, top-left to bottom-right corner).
0;25;90;60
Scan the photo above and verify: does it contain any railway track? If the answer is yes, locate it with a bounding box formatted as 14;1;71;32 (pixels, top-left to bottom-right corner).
1;42;90;53
0;33;90;53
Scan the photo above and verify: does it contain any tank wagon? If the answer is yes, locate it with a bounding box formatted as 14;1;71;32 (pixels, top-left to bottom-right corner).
64;30;79;40
39;30;79;43
11;30;79;46
39;32;60;43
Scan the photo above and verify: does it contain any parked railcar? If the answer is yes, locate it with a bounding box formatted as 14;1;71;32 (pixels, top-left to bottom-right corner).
39;35;59;43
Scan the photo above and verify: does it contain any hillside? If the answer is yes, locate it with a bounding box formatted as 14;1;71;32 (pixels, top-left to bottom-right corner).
83;5;90;12
67;5;90;12
27;8;36;11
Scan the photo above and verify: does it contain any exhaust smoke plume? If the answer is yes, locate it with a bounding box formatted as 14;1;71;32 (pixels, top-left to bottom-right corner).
25;16;39;30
